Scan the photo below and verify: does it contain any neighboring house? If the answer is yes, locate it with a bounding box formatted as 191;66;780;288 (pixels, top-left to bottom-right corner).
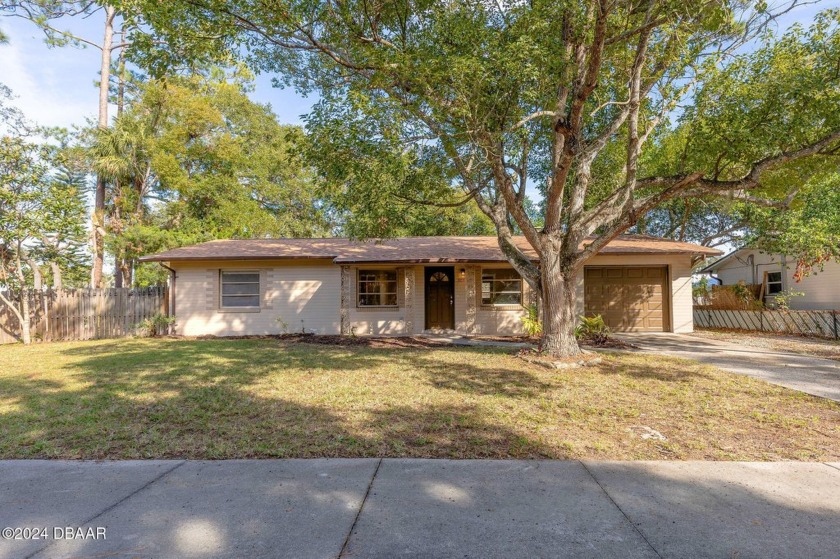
140;235;720;337
700;248;840;310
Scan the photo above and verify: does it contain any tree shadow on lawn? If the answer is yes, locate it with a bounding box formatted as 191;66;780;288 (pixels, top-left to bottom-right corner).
0;339;558;459
7;338;838;460
0;383;556;460
406;352;552;398
51;338;420;402
592;351;716;382
58;338;549;399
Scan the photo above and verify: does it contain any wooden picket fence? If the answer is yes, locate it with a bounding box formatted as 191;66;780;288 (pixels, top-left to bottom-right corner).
694;308;840;339
0;287;169;344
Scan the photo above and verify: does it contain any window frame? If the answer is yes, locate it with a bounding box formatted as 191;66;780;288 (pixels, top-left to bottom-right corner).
480;268;523;307
219;270;261;310
765;271;783;295
357;269;399;308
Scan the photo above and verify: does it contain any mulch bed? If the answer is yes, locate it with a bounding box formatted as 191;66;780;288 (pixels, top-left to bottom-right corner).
189;333;638;351
580;337;639;350
194;333;452;348
467;335;539;344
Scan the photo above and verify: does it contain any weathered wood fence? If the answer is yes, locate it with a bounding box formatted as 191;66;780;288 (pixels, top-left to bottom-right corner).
694;308;840;339
0;287;168;344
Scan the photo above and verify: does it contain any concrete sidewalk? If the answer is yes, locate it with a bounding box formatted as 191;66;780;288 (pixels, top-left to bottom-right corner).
2;460;839;559
618;332;840;402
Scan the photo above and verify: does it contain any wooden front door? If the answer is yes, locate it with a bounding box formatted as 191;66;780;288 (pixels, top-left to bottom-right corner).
425;267;455;330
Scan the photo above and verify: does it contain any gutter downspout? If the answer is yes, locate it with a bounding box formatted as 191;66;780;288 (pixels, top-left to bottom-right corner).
159;262;176;334
748;254;756;285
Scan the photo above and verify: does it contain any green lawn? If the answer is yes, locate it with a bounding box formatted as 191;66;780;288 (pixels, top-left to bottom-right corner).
1;338;838;460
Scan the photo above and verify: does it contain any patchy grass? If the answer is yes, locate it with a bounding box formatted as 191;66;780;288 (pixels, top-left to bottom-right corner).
0;338;838;461
694;328;840;361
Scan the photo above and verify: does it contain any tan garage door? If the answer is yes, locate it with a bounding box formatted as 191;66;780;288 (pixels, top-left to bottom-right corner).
584;267;669;332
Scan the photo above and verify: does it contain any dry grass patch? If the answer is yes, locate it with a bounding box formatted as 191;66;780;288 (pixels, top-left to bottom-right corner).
0;338;837;460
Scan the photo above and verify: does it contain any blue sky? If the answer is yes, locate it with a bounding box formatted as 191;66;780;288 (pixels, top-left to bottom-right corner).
1;2;834;130
0;12;316;128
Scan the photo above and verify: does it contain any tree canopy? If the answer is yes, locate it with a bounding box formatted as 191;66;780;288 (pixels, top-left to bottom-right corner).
86;71;335;285
126;0;840;355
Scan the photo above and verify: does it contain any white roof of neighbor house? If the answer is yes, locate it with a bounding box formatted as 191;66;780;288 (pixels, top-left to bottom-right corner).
698;247;785;274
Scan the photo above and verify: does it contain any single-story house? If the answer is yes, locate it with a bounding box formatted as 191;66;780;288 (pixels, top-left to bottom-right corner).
700;248;840;310
140;235;720;337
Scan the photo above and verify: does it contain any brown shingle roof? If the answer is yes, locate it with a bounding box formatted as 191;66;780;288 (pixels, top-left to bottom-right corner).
139;235;721;263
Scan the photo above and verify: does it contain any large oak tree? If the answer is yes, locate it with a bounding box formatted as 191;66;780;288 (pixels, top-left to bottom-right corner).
129;0;840;356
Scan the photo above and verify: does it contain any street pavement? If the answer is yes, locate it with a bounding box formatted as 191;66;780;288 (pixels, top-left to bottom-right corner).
2;459;839;559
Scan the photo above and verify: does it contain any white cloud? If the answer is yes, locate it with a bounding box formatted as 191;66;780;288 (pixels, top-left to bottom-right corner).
0;22;101;129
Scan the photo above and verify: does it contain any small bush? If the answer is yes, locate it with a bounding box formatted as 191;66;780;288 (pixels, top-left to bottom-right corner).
575;314;610;345
769;289;804;311
136;313;176;337
520;304;543;337
692;277;710;305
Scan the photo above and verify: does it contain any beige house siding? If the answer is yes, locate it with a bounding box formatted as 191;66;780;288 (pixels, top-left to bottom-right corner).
346;264;410;335
173;259;341;336
169;254;699;337
714;250;840;310
471;264;529;335
345;263;530;335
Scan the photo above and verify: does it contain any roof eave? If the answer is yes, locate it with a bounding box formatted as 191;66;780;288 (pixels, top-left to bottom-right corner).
333;257;538;264
697;249;747;274
138;254;339;263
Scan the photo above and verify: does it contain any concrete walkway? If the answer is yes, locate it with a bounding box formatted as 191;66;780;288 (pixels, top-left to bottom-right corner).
2;459;839;559
618;332;840;402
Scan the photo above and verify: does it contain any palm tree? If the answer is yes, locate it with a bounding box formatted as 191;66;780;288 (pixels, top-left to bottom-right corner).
88;114;156;287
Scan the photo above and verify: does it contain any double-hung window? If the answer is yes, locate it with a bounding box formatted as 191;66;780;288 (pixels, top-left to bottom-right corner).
220;271;260;308
481;269;523;306
765;271;783;295
358;270;398;307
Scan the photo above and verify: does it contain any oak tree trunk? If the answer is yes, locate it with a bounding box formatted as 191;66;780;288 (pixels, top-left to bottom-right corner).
539;253;582;358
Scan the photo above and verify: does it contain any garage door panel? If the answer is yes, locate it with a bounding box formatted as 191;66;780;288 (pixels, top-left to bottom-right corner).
583;266;669;332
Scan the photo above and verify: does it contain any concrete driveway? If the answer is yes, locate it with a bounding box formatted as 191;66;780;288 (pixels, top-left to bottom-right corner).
618;332;840;402
2;459;839;559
